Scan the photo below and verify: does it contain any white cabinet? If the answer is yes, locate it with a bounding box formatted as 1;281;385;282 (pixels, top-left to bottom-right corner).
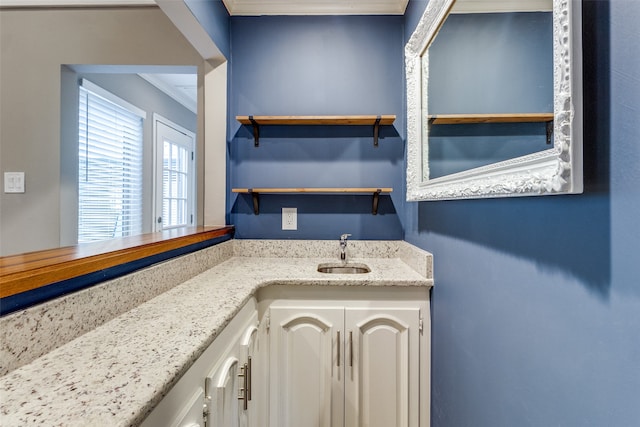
268;306;344;427
203;308;267;427
345;307;421;427
142;289;430;427
238;318;266;427
141;298;262;427
268;299;427;427
207;356;240;427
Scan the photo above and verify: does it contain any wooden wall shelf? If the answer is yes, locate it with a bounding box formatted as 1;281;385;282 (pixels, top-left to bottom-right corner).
236;115;396;147
236;115;396;126
232;187;393;215
427;113;554;144
427;113;553;125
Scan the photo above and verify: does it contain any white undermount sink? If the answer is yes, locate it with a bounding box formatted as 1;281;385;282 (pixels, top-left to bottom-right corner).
317;262;371;274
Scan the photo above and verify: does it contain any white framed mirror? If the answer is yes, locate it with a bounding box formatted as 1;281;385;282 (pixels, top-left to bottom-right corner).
405;0;583;201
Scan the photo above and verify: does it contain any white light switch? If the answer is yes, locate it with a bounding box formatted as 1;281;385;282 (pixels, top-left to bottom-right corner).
4;172;25;193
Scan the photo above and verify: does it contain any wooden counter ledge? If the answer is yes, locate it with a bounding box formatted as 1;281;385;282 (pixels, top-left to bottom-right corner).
0;226;234;299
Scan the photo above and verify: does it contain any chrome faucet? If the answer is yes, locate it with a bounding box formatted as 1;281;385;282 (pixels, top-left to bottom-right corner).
339;233;352;261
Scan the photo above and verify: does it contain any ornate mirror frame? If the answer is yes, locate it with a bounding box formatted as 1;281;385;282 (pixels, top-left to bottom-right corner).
405;0;583;201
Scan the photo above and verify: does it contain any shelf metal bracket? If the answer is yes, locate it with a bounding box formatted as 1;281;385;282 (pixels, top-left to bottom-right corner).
372;189;382;215
373;115;381;147
249;116;260;147
546;120;554;145
248;189;259;215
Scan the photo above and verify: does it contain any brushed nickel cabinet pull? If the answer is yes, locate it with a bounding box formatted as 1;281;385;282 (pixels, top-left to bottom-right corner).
349;331;353;367
238;363;248;410
247;356;252;401
337;331;341;367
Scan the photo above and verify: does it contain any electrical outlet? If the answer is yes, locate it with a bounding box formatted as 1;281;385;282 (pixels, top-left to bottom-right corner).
282;207;297;230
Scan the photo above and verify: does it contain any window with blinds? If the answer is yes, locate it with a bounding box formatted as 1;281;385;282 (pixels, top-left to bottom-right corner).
78;80;144;243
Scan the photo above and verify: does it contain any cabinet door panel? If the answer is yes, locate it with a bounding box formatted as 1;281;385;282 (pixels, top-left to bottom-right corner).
345;308;421;427
170;387;205;427
208;357;240;427
269;307;344;427
239;316;264;427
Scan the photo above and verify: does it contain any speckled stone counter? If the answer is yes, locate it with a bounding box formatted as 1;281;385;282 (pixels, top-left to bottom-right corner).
0;240;432;426
0;241;234;376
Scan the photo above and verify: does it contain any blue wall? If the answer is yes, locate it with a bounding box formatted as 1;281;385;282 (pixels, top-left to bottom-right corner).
227;16;405;240
189;1;640;424
405;0;640;425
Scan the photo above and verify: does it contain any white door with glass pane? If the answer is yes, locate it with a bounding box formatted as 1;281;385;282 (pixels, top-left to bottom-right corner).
153;116;195;231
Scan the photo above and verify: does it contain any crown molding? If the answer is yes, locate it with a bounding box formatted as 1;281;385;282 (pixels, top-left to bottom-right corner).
451;0;552;13
139;73;197;114
221;0;409;16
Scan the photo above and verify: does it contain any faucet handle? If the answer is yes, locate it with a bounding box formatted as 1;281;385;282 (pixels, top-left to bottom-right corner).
340;233;352;242
339;234;351;261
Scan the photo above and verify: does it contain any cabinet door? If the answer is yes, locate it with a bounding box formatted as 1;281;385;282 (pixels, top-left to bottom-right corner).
238;317;265;427
141;299;260;427
269;306;344;427
169;387;205;427
344;307;421;427
207;357;240;427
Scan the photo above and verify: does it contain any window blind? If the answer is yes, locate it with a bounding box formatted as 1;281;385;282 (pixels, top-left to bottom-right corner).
78;81;144;243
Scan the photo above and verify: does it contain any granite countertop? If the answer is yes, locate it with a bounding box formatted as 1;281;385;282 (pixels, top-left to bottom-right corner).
0;254;431;426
